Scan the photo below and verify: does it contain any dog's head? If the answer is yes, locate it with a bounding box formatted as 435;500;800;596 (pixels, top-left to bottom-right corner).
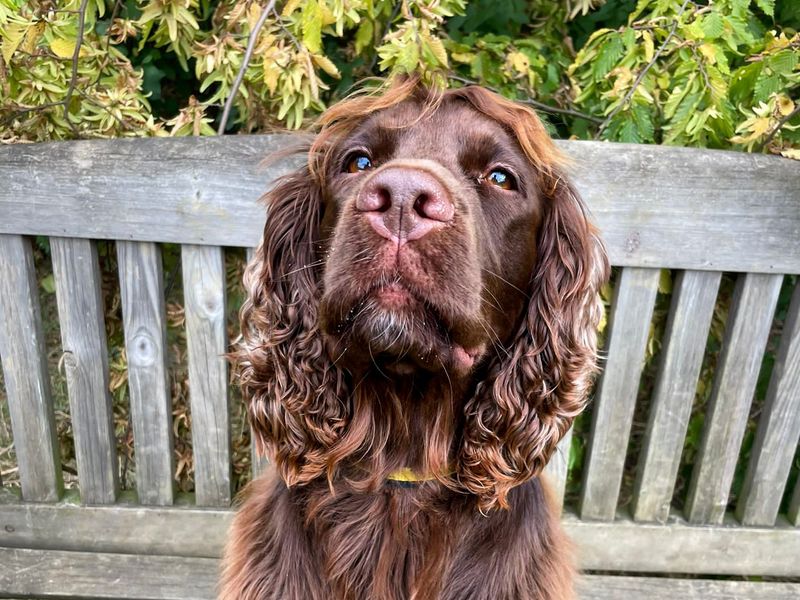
237;78;609;510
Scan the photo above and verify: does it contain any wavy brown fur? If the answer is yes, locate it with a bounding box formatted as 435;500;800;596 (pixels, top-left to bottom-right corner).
223;76;609;599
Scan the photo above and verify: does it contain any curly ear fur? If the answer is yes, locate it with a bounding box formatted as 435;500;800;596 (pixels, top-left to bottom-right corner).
459;176;609;511
236;164;350;486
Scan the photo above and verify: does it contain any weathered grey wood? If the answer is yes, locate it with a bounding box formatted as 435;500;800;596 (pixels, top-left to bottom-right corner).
0;547;219;600
577;575;800;600
737;280;800;526
686;273;783;525
2;501;799;576
0;235;62;501
632;270;722;523
543;427;572;511
50;237;118;504
564;512;800;577
2;548;799;600
117;241;175;506
0;501;230;558
182;245;231;506
580;267;661;520
1;138;798;273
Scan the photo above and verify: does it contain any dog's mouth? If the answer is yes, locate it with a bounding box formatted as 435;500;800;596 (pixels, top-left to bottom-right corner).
321;280;483;375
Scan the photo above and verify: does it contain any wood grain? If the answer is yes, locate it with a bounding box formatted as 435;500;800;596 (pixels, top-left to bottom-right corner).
736;279;800;526
632;270;722;523
1;502;799;577
117;241;175;506
0;138;798;272
0;235;62;501
685;273;783;525
182;245;231;507
50;237;118;505
1;547;798;600
580;267;661;521
543;427;572;512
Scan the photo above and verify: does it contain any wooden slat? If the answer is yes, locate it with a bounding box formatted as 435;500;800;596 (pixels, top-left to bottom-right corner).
0;547;218;600
580;267;661;520
1;502;799;577
632;270;721;523
577;575;800;600
736;280;800;526
117;241;174;506
50;237;118;504
0;138;798;273
2;548;799;600
182;245;231;506
543;427;572;511
686;273;783;525
0;235;62;501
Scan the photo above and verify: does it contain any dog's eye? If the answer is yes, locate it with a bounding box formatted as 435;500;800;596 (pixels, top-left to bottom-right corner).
346;154;373;173
486;168;516;190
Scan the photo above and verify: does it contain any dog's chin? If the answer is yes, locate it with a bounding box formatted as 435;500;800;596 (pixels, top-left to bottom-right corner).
322;287;484;377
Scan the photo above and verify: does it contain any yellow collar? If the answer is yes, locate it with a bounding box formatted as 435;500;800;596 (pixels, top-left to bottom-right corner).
386;467;452;483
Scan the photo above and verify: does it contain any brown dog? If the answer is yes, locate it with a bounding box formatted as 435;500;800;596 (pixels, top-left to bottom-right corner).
221;78;609;600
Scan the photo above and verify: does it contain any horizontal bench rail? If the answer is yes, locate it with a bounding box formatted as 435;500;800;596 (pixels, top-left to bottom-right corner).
0;138;798;273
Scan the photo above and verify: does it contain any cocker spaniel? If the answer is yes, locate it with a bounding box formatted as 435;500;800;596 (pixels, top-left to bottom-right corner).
221;78;609;600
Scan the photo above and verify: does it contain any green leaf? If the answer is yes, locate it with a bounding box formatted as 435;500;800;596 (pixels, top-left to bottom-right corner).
658;269;672;294
755;0;775;17
301;0;323;54
768;50;798;76
701;12;724;40
355;18;373;55
594;35;624;81
397;41;420;73
2;22;29;63
729;62;761;105
754;71;782;103
40;274;55;294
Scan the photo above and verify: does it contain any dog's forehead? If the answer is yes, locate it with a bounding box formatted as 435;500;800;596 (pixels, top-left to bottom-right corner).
350;98;519;161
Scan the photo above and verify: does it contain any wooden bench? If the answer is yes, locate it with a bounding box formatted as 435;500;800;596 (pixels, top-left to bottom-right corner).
0;136;798;599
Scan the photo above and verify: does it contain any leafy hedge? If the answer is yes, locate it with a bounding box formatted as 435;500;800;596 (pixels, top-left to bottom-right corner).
1;0;798;156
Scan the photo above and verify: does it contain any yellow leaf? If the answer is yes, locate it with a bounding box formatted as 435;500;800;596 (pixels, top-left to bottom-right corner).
777;95;795;117
426;35;448;68
312;54;341;78
642;31;654;63
282;0;302;18
50;37;78;58
23;21;44;55
2;22;30;63
698;43;717;64
507;51;529;74
247;3;262;32
780;148;800;160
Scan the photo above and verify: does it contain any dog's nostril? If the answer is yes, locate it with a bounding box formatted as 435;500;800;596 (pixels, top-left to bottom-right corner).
413;193;430;218
376;187;391;212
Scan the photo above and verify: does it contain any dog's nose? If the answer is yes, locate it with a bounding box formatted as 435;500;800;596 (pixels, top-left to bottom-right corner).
356;167;454;243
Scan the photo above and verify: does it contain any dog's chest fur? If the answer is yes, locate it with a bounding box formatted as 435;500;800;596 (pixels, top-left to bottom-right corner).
221;474;574;600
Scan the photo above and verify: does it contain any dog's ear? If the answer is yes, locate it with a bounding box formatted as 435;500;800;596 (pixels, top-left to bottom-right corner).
459;172;609;511
236;163;348;486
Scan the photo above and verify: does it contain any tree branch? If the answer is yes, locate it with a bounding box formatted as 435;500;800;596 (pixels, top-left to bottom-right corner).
63;0;90;129
448;74;603;124
218;0;278;135
597;0;690;136
758;102;800;151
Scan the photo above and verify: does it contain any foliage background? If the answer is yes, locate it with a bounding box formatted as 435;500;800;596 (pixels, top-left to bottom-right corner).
0;0;798;517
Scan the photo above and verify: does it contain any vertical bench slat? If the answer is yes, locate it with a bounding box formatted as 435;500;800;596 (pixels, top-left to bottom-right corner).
245;246;270;480
50;237;118;504
632;270;721;523
182;245;231;506
685;273;783;525
0;235;62;501
543;428;572;512
117;241;175;506
736;280;800;526
579;267;661;521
